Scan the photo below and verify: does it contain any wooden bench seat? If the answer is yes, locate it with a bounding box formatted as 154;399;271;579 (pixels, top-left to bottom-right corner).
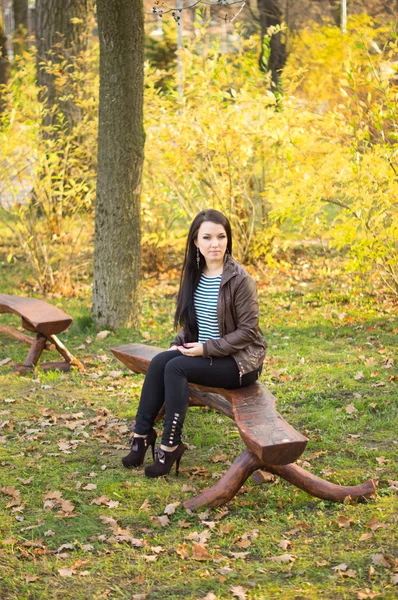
0;293;83;373
112;343;377;509
113;343;308;466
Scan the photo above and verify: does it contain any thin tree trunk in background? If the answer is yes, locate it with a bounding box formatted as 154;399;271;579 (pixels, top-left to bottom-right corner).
13;0;28;55
0;0;10;107
257;0;286;86
93;0;145;329
35;0;93;121
13;0;28;29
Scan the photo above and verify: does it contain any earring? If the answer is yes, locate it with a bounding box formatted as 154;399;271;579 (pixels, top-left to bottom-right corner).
196;247;200;269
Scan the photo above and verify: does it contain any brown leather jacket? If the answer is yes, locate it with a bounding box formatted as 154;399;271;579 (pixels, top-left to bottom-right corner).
171;255;267;382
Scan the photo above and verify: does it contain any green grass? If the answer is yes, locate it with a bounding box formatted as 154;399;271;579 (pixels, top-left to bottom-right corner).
0;245;397;599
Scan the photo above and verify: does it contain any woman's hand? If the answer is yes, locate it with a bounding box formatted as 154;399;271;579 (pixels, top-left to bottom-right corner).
168;345;178;351
177;342;204;357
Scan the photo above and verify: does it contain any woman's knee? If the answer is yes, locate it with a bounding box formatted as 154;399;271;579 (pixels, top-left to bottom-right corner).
164;356;186;378
148;350;176;373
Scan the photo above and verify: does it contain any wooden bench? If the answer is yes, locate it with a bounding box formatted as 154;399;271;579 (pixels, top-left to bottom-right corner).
112;343;377;510
0;293;83;373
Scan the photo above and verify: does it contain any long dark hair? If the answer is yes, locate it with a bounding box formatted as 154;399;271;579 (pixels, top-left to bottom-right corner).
174;209;233;341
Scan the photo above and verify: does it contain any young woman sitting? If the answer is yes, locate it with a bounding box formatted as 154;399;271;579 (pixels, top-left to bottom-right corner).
122;209;266;477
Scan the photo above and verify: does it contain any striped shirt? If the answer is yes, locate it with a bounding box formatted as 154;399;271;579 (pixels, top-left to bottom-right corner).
194;273;222;343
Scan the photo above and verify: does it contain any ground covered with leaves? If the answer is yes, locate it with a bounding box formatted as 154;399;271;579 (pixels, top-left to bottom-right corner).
0;250;397;599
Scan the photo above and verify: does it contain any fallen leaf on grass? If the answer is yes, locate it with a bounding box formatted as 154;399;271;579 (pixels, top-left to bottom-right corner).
177;519;191;528
0;357;12;366
338;515;354;528
192;543;211;560
371;553;393;568
332;563;348;572
236;540;251;549
139;498;150;511
345;403;358;415
218;567;234;575
175;543;189;559
186;530;211;546
344;569;357;578
4;397;15;403
22;575;39;583
81;544;94;552
82;483;97;491
392;574;398;585
56;543;74;553
98;515;118;529
357;590;380;599
210;453;229;463
201;593;217;600
164;502;180;515
316;560;328;567
144;555;158;562
150;515;170;527
230;552;250;559
60;500;75;514
0;485;21;500
277;539;292;551
366;516;387;531
58;567;74;577
375;456;387;465
2;538;17;545
181;484;196;493
270;553;296;564
108;370;123;378
359;533;373;542
354;371;364;380
201;521;216;529
22;538;44;548
230;585;247;599
90;496;113;507
96;330;112;340
132;595;148;600
16;477;33;485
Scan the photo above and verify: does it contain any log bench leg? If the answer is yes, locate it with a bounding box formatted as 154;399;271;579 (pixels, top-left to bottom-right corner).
46;334;84;371
183;450;377;511
184;449;263;510
15;333;48;374
266;463;377;503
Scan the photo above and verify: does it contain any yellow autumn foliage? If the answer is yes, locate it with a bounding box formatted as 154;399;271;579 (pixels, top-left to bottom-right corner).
0;16;397;295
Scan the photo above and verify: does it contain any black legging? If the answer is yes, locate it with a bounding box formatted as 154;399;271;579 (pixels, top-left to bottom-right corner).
134;350;261;447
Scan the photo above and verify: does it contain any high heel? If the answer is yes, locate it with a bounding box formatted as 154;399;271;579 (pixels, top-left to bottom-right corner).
144;444;187;478
121;428;157;468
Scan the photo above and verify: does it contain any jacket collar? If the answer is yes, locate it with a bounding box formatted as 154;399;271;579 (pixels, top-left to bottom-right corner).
220;254;239;287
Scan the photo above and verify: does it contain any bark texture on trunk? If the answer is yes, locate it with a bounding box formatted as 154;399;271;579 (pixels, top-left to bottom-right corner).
12;0;29;55
13;0;28;28
257;0;286;86
93;0;144;329
0;0;9;94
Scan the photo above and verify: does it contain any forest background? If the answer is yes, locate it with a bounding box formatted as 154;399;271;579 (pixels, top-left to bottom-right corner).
0;1;398;599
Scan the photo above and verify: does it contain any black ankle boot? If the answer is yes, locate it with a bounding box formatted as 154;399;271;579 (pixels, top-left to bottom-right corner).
122;429;157;468
144;444;187;478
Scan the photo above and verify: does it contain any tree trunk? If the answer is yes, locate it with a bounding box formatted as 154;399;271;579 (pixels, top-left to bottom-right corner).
257;0;286;87
93;0;145;329
13;0;28;55
13;0;28;29
0;0;9;111
35;0;93;117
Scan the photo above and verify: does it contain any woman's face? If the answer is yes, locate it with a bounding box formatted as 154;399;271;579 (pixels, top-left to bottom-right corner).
195;221;228;265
